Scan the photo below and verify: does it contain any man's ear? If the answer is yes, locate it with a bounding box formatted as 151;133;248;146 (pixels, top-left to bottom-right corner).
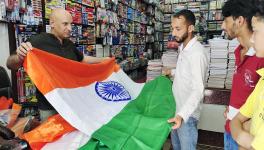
188;25;195;33
237;16;246;27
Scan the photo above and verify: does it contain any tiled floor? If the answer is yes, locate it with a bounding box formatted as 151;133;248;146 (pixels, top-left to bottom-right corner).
163;130;224;150
163;140;224;150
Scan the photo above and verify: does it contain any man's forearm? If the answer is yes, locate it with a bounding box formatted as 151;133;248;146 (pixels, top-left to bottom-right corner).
231;118;253;149
6;54;22;70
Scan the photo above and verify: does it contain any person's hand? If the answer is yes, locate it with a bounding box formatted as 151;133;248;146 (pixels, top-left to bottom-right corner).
236;131;254;149
162;68;171;76
224;106;229;120
168;115;183;129
16;42;33;61
103;57;111;60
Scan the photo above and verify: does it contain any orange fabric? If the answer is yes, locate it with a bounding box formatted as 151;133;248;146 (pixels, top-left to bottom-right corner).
0;96;13;110
23;48;120;95
22;114;76;150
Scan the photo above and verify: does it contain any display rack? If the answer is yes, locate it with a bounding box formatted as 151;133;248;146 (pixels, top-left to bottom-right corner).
163;0;225;45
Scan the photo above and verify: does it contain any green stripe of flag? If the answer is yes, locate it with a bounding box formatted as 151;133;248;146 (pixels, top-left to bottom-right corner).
80;76;176;150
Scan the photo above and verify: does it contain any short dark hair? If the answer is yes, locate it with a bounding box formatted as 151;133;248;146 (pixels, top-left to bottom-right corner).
254;0;264;21
172;9;196;26
222;0;257;31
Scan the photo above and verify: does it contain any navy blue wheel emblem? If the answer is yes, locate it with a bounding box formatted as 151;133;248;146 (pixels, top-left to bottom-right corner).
95;81;131;102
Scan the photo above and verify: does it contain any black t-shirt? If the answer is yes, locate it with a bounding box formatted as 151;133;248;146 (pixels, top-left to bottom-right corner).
28;33;84;110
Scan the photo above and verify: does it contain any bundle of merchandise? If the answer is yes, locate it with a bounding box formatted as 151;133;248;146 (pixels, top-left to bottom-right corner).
111;45;126;62
45;0;65;19
154;7;164;22
140;24;147;34
147;25;154;35
76;44;96;56
164;4;172;13
134;22;141;34
85;45;96;56
128;33;135;44
146;5;154;16
134;34;145;44
17;68;37;103
0;0;42;24
119;60;130;71
172;3;187;13
164;0;171;4
137;45;148;67
155;32;163;42
72;0;82;3
112;30;120;45
20;0;43;25
119;0;129;5
134;10;141;22
82;26;96;44
207;38;229;89
127;45;135;57
147;59;162;81
129;0;136;8
97;7;108;23
127;21;134;33
154;21;163;31
225;38;239;89
66;1;82;24
188;2;201;18
154;41;163;52
208;10;223;21
127;7;134;20
164;14;171;23
136;0;147;12
146;35;154;43
82;7;95;25
82;0;95;7
130;57;141;70
117;3;127;18
70;25;82;43
140;13;147;24
118;17;128;31
106;10;118;24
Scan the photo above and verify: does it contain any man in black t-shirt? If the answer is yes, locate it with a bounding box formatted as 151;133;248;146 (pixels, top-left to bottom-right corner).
6;8;109;121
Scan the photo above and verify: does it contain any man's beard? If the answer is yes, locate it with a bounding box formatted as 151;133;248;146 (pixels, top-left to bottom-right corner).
226;23;237;40
175;32;188;43
226;32;235;40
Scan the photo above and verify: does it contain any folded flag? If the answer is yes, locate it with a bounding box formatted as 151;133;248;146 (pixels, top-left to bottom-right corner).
24;49;176;150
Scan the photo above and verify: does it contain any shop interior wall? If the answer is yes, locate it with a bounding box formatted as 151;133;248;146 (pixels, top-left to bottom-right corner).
0;23;11;79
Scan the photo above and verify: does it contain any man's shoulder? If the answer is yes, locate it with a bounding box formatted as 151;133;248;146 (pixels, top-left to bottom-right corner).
192;41;207;55
30;32;49;40
29;33;50;44
63;38;75;45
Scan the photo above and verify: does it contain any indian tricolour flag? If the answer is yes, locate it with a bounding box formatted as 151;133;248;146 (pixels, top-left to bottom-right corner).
23;49;175;150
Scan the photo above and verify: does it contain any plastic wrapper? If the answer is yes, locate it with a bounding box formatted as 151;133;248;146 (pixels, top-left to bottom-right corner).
22;114;76;150
0;104;21;127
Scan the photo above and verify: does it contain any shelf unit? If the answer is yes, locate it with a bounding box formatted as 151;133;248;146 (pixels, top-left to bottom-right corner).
163;0;225;48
